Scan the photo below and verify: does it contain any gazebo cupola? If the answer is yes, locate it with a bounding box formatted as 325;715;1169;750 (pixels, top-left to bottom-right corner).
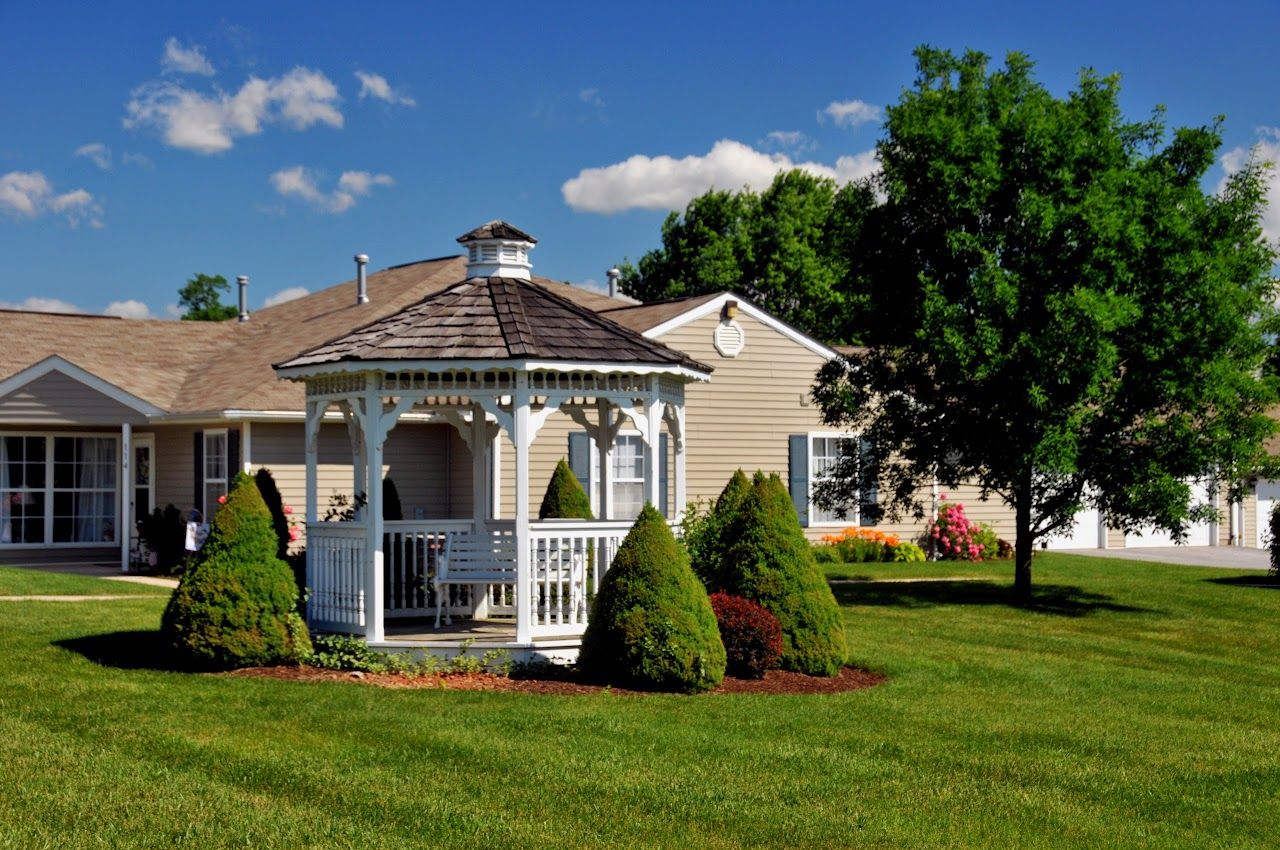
458;220;537;280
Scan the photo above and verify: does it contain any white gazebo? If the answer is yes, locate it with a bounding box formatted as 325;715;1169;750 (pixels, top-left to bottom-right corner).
274;222;710;661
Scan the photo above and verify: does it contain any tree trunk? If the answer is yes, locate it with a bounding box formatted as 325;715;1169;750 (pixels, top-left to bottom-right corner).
1014;476;1033;603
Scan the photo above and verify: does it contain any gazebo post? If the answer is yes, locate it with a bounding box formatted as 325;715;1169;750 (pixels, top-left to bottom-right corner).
644;377;663;512
596;398;613;520
304;400;321;614
513;374;532;644
470;401;491;619
669;405;687;522
363;375;385;642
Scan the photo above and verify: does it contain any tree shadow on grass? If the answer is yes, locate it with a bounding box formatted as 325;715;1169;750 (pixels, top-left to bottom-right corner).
1203;574;1280;590
55;629;193;672
831;580;1150;617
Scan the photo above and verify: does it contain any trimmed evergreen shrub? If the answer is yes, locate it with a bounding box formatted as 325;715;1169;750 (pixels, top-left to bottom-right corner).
722;473;847;677
539;458;593;520
383;477;404;521
709;593;782;679
684;469;751;590
162;471;312;670
254;467;291;562
578;504;725;692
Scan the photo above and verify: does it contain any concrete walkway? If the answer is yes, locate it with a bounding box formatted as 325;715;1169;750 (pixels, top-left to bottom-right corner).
1069;546;1270;570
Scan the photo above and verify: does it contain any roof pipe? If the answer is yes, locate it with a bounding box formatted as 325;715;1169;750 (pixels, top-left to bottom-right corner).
606;266;621;299
237;275;249;322
355;253;369;305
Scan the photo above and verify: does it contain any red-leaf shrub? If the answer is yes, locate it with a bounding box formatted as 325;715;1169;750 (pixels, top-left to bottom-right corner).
709;593;783;679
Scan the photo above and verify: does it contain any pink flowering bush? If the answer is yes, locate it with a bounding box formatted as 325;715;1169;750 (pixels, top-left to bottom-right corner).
930;497;999;561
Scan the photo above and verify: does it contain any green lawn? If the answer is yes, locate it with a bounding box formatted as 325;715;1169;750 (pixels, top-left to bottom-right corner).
2;555;1278;849
0;564;171;597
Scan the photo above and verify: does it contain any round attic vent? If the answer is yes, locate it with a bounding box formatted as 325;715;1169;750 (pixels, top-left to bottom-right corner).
714;320;745;357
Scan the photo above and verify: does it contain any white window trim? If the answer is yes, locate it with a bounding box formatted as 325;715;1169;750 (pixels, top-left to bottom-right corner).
587;429;649;521
0;431;120;548
807;431;861;528
203;428;228;518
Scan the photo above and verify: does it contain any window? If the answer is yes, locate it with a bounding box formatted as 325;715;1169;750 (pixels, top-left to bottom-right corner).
808;433;876;527
1;434;119;545
204;430;228;518
611;435;646;521
1;436;47;544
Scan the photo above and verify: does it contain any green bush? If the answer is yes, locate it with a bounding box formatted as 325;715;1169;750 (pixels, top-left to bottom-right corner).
892;541;927;562
383;477;404;521
722;473;847;677
539;458;593;520
684;469;751;590
254;468;291;562
578;504;725;692
161;472;312;670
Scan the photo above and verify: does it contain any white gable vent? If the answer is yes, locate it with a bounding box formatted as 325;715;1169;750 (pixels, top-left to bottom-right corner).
714;320;745;357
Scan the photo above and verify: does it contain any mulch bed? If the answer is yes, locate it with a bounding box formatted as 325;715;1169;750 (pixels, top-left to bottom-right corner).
228;664;885;696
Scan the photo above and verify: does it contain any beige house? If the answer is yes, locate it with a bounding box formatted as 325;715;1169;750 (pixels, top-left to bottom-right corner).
0;220;1259;601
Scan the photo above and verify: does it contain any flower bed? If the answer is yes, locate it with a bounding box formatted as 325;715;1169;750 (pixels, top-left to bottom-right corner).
815;527;926;563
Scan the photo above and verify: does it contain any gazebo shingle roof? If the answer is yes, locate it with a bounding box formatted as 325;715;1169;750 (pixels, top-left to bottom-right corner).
457;221;537;244
277;276;710;373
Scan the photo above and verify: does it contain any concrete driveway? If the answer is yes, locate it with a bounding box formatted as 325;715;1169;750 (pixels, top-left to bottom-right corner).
1068;546;1270;570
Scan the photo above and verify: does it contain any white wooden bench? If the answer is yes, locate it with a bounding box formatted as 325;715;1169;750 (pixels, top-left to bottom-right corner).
434;531;518;627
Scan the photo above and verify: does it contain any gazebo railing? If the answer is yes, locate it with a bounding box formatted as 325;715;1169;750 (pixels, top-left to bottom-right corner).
527;519;631;635
308;518;634;637
306;522;366;630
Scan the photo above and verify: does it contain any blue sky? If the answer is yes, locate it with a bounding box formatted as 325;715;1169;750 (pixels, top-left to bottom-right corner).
1;0;1277;317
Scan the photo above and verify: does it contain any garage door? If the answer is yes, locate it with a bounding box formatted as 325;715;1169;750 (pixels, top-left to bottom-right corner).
1255;480;1280;549
1040;506;1102;550
1126;481;1213;547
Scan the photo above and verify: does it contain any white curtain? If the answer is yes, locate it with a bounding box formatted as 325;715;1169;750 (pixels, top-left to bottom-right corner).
75;437;117;543
0;437;10;544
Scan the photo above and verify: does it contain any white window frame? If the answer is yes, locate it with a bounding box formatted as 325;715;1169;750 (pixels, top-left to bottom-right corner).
588;430;649;521
0;431;120;547
808;431;860;528
203;429;228;519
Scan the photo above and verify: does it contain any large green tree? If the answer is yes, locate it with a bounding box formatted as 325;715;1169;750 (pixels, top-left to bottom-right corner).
178;273;238;321
618;171;875;341
812;47;1278;598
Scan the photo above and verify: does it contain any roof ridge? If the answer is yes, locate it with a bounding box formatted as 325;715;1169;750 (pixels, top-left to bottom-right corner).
489;278;538;356
598;291;727;313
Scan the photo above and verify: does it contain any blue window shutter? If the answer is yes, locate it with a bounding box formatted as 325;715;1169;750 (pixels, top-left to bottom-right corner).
659;433;669;518
227;428;241;482
788;434;809;528
193;431;204;514
567;432;591;498
858;436;879;526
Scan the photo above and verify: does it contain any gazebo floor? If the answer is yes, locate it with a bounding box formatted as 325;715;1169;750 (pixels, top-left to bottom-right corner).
370;617;584;664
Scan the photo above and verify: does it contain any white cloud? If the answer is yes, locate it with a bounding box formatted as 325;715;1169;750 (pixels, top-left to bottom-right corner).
0;170;104;227
161;37;215;76
763;130;814;154
579;87;604;108
355;70;415;107
561;139;880;214
125;66;343;154
269;165;393;213
1219;127;1280;245
74;142;112;170
819;99;882;129
103;299;154;319
121;152;154;170
263;286;310;307
0;296;84;313
163;303;184;319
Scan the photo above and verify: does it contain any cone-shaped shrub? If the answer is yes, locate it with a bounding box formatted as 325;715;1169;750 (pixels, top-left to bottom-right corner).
578;504;725;692
254;467;291;561
722;473;846;676
383;477;404;521
162;472;311;670
687;469;751;590
539;458;593;520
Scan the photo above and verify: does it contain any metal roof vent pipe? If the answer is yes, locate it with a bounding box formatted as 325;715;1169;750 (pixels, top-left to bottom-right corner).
355;253;369;305
237;275;250;322
606;266;621;298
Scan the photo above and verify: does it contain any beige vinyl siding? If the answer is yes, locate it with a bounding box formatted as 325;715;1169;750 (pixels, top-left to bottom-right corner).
250;422;466;521
943;484;1017;542
1242;490;1258;547
0;371;148;426
153;425;199;511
